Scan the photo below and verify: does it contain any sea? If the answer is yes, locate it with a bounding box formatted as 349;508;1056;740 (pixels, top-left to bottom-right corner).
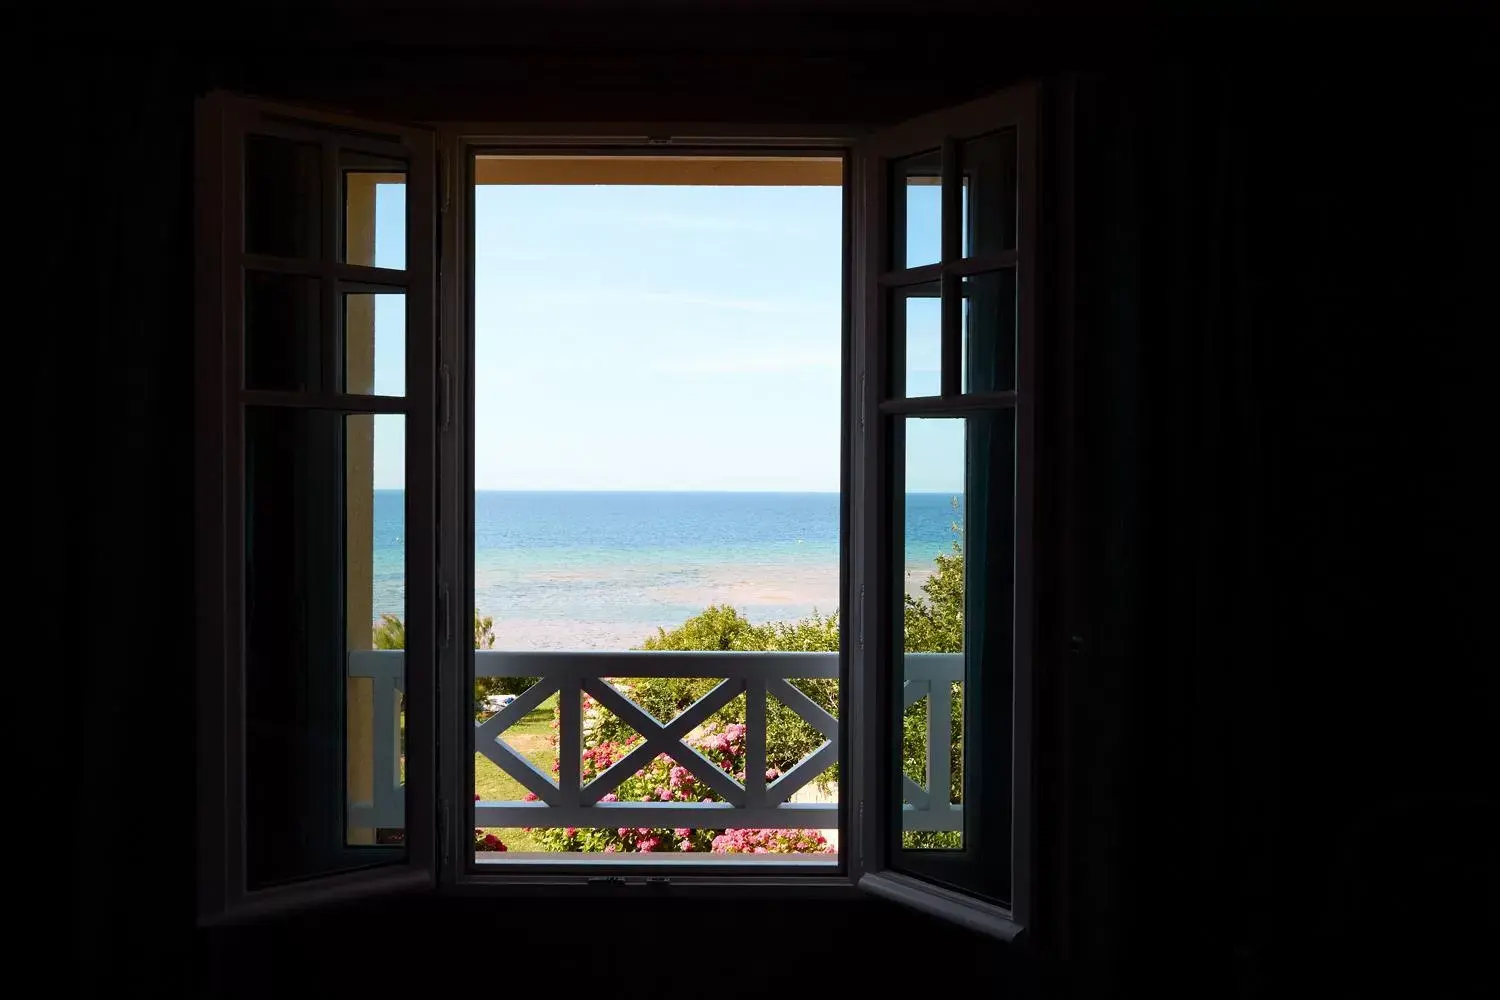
371;491;961;650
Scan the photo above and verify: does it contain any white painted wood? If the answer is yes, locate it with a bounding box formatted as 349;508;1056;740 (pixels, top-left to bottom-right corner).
372;675;403;826
767;677;837;739
473;649;840;679
352;649;964;833
903;652;965;681
767;739;837;803
557;677;581;809
900;804;965;832
348;648;404;679
903;775;930;811
579;676;745;804
479;738;559;806
472;677;559;744
745;677;767;809
475;802;840;830
928;678;952;810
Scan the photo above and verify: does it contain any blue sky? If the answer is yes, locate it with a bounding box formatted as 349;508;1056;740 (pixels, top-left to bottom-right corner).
369;179;960;492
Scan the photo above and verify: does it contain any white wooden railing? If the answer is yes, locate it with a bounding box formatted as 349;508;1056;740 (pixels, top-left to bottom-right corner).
347;649;964;833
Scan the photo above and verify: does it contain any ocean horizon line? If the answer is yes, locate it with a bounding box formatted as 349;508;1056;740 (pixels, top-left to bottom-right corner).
372;487;965;495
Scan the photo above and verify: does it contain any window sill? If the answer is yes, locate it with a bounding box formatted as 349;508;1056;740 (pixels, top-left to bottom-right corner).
859;871;1025;943
445;869;865;900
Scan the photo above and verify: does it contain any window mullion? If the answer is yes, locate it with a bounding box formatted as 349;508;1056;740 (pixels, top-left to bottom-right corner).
940;137;962;398
321;139;340;394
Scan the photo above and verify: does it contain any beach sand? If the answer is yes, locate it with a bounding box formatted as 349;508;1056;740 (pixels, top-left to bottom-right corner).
463;563;935;650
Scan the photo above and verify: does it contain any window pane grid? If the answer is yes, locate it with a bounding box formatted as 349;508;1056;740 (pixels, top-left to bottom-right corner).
242;132;410;401
870;102;1028;911
883;130;1020;404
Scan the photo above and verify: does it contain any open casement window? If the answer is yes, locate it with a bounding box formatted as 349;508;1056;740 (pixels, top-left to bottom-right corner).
195;92;439;922
851;84;1038;940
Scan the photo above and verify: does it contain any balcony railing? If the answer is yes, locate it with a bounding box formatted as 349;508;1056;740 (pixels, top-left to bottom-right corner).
347;649;964;835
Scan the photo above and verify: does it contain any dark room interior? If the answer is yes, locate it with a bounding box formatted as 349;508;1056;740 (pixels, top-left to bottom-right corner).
44;5;1490;997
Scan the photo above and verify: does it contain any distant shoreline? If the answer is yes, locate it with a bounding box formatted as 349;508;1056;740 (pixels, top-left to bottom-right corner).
370;488;966;496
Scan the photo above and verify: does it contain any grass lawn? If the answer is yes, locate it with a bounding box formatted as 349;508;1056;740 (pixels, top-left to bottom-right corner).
474;692;558;853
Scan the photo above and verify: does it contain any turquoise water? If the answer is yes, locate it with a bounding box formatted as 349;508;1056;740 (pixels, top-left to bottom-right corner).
372;491;961;649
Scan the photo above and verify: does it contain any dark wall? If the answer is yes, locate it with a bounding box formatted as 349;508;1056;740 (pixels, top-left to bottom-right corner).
1065;35;1492;995
50;14;1490;998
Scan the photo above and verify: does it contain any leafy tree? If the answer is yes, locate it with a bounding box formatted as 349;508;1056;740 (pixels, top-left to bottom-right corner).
899;502;965;848
616;605;839;775
371;611;537;717
617;506;966;845
372;612;405;650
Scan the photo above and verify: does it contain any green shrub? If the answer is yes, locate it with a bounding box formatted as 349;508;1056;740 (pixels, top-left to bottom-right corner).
371;611;538;717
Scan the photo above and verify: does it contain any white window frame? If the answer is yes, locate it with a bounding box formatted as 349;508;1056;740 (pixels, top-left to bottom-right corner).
198;84;1057;938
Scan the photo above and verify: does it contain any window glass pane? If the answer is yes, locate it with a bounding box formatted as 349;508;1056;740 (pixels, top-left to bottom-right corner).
961;130;1017;257
245;271;320;392
245;407;405;887
892;282;941;397
898;418;966;849
892;149;941;269
245;134;321;259
894;411;1015;902
469;171;843;861
343;154;407;270
962;269;1016;393
347;414;407;846
343;290;405;396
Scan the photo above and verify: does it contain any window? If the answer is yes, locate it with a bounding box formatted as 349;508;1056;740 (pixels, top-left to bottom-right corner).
851;87;1039;937
198;85;1044;937
195;95;437;917
462;158;846;865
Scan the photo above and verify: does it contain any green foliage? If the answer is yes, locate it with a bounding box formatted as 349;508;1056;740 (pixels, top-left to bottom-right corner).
470;612;539;708
902;500;965;654
899;503;965;849
372;613;405;650
625;605;838;775
639;603;767;651
371;611;538;717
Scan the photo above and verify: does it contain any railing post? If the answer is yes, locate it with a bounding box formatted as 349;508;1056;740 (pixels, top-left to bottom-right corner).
372;673;401;826
557;675;581;808
929;677;952;815
745;677;767;808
